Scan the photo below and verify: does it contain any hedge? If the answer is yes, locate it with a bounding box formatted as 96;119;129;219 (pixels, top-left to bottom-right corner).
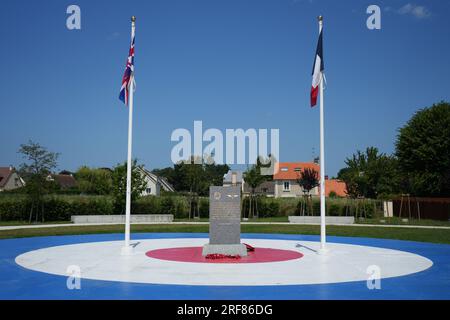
0;194;383;222
242;197;381;218
0;195;114;222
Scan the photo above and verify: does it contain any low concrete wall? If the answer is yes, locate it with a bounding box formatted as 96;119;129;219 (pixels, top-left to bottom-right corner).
288;216;355;224
71;214;174;224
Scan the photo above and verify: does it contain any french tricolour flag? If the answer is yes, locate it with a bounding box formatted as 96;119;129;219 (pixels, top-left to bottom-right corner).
310;28;324;107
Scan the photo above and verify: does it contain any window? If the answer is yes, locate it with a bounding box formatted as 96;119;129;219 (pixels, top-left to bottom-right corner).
281;167;288;172
283;181;290;191
146;187;152;194
294;167;301;172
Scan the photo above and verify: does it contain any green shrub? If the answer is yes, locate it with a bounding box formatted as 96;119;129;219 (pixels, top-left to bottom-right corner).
0;197;29;221
0;195;114;222
133;195;191;218
199;198;209;218
133;196;161;214
0;194;382;222
327;202;342;216
257;197;280;217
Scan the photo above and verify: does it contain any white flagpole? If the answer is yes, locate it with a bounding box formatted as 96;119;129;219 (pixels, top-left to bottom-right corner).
318;15;327;252
123;16;136;255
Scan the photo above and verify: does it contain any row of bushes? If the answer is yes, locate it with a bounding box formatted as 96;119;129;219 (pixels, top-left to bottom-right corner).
132;196;209;219
0;195;207;221
242;197;381;218
0;194;383;221
0;195;114;221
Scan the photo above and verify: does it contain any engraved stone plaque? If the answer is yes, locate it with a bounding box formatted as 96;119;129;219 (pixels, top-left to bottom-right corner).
202;186;247;256
209;186;241;245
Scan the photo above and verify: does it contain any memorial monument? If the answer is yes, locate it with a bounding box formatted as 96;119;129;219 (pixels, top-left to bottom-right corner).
202;185;247;256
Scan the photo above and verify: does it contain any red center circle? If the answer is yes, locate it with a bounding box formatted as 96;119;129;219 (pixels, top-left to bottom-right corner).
146;246;303;264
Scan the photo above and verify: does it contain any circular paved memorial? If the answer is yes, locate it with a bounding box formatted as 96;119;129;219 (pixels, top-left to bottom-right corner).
1;233;449;299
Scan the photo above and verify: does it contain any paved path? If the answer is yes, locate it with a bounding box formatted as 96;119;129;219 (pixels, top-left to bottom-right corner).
1;221;449;231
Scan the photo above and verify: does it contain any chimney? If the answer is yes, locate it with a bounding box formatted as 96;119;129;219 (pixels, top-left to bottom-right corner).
325;175;329;180
9;165;13;171
231;172;237;186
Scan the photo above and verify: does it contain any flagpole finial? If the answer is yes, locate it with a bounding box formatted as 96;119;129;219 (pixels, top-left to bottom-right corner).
131;16;136;22
318;15;323;22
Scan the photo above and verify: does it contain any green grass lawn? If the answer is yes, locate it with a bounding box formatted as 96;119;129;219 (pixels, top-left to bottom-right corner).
0;223;449;244
0;221;72;226
175;216;450;226
173;217;290;223
356;216;450;227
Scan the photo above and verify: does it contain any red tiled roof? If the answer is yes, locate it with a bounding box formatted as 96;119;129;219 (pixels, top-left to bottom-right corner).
273;162;320;180
324;179;347;197
0;167;13;188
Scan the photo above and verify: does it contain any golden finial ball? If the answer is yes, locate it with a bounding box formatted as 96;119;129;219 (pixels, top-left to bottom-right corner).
318;15;323;21
131;16;136;22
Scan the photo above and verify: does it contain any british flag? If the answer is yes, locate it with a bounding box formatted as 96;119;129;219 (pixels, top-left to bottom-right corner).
119;27;135;105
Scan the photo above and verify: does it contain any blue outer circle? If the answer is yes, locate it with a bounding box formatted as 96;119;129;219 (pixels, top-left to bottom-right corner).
1;233;449;300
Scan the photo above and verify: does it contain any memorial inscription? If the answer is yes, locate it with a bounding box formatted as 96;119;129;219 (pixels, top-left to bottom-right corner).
202;186;247;256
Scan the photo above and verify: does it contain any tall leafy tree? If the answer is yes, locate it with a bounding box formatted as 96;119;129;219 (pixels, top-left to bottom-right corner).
243;158;270;218
18;140;59;222
154;159;229;196
111;160;147;214
296;168;319;216
74;166;113;195
297;168;319;195
337;147;399;198
395;101;450;197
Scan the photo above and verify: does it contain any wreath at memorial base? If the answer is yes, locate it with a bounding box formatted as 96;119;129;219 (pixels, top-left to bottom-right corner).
204;244;256;260
205;254;241;260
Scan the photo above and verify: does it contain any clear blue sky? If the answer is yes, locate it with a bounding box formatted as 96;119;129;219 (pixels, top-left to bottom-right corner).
1;0;449;176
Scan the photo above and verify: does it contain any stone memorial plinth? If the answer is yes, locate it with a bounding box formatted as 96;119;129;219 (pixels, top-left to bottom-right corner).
202;186;247;256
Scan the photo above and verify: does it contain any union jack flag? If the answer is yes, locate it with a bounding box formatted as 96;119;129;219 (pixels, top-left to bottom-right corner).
119;26;135;105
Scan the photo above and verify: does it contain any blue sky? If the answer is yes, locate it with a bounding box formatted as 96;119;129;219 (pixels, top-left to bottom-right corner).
1;0;449;176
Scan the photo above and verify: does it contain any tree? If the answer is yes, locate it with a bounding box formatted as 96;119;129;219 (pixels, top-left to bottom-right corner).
153;157;229;218
243;159;269;218
296;168;319;216
154;159;229;197
111;160;147;214
297;168;319;195
18;140;59;222
395;101;450;197
337;147;399;198
74;166;112;195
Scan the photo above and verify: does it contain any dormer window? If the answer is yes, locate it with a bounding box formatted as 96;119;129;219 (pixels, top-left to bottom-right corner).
294;167;301;172
281;167;288;172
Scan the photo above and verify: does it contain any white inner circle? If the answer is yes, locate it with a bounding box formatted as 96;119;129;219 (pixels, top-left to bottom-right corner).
15;238;433;286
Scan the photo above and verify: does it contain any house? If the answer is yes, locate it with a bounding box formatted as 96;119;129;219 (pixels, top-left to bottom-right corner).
46;174;77;189
0;166;26;192
243;180;275;197
223;170;245;192
324;179;347;197
273;162;320;197
272;162;347;198
137;167;175;196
